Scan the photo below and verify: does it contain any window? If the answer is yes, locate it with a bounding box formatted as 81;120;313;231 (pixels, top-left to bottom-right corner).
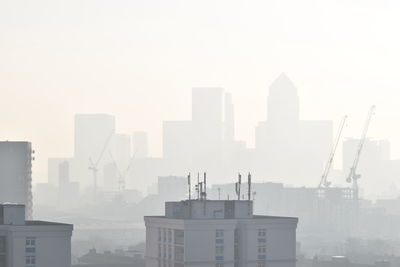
216;239;224;244
163;245;167;258
25;237;35;247
216;246;224;254
216;255;224;261
158;244;162;258
163;229;167;242
26;255;35;265
258;246;266;253
158;229;162;242
168;245;172;259
25;237;36;254
168;229;172;243
216;263;224;267
258;238;266;243
0;236;6;253
258;263;266;267
216;230;224;238
258;229;266;237
258;254;266;260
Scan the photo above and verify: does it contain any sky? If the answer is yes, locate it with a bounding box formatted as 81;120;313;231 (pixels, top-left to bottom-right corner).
1;0;400;188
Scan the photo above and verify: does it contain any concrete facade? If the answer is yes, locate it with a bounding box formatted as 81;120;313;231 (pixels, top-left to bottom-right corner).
0;204;73;267
145;200;298;267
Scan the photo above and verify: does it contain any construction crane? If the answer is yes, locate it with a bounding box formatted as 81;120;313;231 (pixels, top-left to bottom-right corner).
109;151;135;192
318;115;348;188
346;106;376;196
88;130;114;199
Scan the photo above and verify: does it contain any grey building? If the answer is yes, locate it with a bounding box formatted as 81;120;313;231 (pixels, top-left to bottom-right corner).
145;199;298;267
0;141;33;219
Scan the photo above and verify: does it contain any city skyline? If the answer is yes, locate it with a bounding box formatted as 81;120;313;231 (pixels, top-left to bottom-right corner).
2;0;400;185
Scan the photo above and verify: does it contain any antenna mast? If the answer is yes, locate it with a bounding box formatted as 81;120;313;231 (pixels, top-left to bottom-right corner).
235;173;242;200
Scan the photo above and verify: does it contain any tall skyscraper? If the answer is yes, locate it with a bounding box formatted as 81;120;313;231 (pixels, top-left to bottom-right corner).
0;141;33;219
74;114;115;161
256;74;332;184
74;114;115;188
145;199;298;267
191;88;224;173
132;131;149;158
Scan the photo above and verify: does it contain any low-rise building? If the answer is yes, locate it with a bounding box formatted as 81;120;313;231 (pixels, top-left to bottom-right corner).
0;204;73;267
145;199;298;267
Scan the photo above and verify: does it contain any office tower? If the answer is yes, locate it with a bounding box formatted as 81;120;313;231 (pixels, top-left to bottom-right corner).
74;113;115;160
59;161;70;186
224;92;235;143
0;204;73;267
256;74;332;184
47;158;71;186
74;114;115;187
57;162;80;210
162;121;192;171
133;131;149;158
192;88;224;173
0;141;33;219
145;199;298;267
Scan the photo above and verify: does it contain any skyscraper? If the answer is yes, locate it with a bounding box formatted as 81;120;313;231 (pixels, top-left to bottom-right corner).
0;141;33;219
132;131;149;158
74;114;115;188
256;74;332;184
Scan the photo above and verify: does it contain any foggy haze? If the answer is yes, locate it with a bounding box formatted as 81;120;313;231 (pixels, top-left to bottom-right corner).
2;0;400;190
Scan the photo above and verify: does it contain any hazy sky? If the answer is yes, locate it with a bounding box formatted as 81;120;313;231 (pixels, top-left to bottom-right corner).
1;0;400;187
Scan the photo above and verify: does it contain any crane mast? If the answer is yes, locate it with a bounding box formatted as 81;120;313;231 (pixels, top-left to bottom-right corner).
319;115;347;188
346;106;376;195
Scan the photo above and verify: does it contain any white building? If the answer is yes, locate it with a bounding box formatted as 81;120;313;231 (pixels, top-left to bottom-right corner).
0;204;73;267
145;199;298;267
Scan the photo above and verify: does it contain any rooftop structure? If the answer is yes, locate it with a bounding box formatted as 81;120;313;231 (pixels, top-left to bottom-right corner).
0;204;73;267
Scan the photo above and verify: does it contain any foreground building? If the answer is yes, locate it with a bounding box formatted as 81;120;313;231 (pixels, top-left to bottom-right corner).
145;199;298;267
0;204;73;267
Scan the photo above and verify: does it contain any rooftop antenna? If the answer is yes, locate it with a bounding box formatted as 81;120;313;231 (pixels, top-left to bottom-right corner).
197;172;200;199
188;173;191;200
248;173;252;201
235;173;242;200
247;173;252;215
203;172;207;200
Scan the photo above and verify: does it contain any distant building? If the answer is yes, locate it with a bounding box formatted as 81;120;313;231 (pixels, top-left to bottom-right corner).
133;132;149;158
145;199;298;267
0;204;73;267
255;73;332;184
74;114;115;188
0;141;33;219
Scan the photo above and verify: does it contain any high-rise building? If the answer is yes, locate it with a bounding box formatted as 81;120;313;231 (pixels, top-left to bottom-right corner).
192;88;224;173
0;204;73;267
74;114;115;187
145;199;298;267
133;132;149;158
255;74;332;184
0;141;33;219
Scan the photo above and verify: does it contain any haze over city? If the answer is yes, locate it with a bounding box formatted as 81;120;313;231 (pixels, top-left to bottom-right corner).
2;0;400;190
2;1;400;267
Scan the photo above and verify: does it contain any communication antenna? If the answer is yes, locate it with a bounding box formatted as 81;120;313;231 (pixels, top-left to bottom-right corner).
248;173;252;201
236;173;242;200
203;172;207;200
188;173;191;200
197;172;200;199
